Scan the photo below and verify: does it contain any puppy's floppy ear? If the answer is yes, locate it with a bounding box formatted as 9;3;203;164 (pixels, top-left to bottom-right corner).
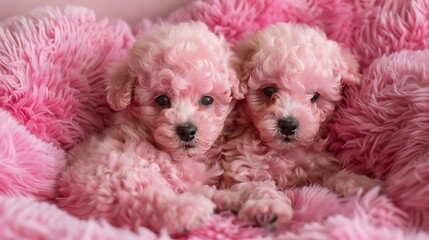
229;55;248;100
230;36;261;99
106;61;135;111
336;48;361;86
219;36;248;100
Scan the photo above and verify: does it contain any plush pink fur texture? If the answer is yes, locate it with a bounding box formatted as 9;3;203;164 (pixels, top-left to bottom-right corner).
135;0;429;68
3;0;429;239
134;0;356;48
0;195;159;240
276;187;414;239
329;49;429;231
0;109;65;200
0;5;134;150
351;0;429;68
56;21;243;235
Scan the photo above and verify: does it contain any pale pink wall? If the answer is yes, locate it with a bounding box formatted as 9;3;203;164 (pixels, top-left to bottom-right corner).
0;0;194;23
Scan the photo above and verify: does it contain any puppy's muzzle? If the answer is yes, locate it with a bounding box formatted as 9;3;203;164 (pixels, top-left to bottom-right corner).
176;123;197;142
278;118;299;140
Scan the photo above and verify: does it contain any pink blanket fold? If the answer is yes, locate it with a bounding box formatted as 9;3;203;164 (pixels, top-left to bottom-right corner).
1;1;429;239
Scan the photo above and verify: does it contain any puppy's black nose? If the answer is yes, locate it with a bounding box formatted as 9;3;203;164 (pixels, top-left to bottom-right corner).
176;124;198;142
278;118;299;136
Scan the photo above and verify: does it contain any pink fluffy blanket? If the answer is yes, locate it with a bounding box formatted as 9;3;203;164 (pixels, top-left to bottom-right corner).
2;1;429;239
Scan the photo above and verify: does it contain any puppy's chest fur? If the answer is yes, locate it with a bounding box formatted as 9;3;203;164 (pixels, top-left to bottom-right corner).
134;142;222;193
222;126;338;190
69;126;222;194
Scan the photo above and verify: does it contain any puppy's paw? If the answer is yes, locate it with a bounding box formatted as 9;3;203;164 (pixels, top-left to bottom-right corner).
353;176;384;195
238;198;293;229
197;185;240;212
162;193;215;234
358;177;383;190
211;190;240;212
334;175;383;196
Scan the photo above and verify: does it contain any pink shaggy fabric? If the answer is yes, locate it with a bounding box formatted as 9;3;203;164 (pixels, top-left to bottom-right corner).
2;0;429;239
329;49;429;230
0;109;65;200
0;5;134;150
134;0;357;47
135;0;429;67
284;187;408;232
276;189;420;240
352;0;429;67
178;214;265;239
281;215;426;240
0;195;160;240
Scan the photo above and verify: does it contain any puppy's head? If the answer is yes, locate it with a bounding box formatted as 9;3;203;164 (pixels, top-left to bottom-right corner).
106;21;245;156
235;23;360;150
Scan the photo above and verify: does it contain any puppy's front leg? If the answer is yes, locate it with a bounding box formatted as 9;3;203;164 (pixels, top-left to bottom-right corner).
323;169;382;196
309;153;382;196
197;185;241;213
235;181;293;229
159;191;216;234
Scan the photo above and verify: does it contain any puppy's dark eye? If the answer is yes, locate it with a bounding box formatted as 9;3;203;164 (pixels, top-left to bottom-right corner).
310;92;320;103
155;95;171;108
200;96;214;106
262;87;277;97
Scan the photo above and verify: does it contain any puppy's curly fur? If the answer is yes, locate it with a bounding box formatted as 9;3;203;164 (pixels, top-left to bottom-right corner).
220;23;381;229
56;21;243;234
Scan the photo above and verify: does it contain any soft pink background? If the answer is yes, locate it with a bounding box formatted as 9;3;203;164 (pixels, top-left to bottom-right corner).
0;0;194;22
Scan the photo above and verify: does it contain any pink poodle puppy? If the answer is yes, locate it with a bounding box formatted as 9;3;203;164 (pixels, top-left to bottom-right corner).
221;23;381;229
56;21;244;234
